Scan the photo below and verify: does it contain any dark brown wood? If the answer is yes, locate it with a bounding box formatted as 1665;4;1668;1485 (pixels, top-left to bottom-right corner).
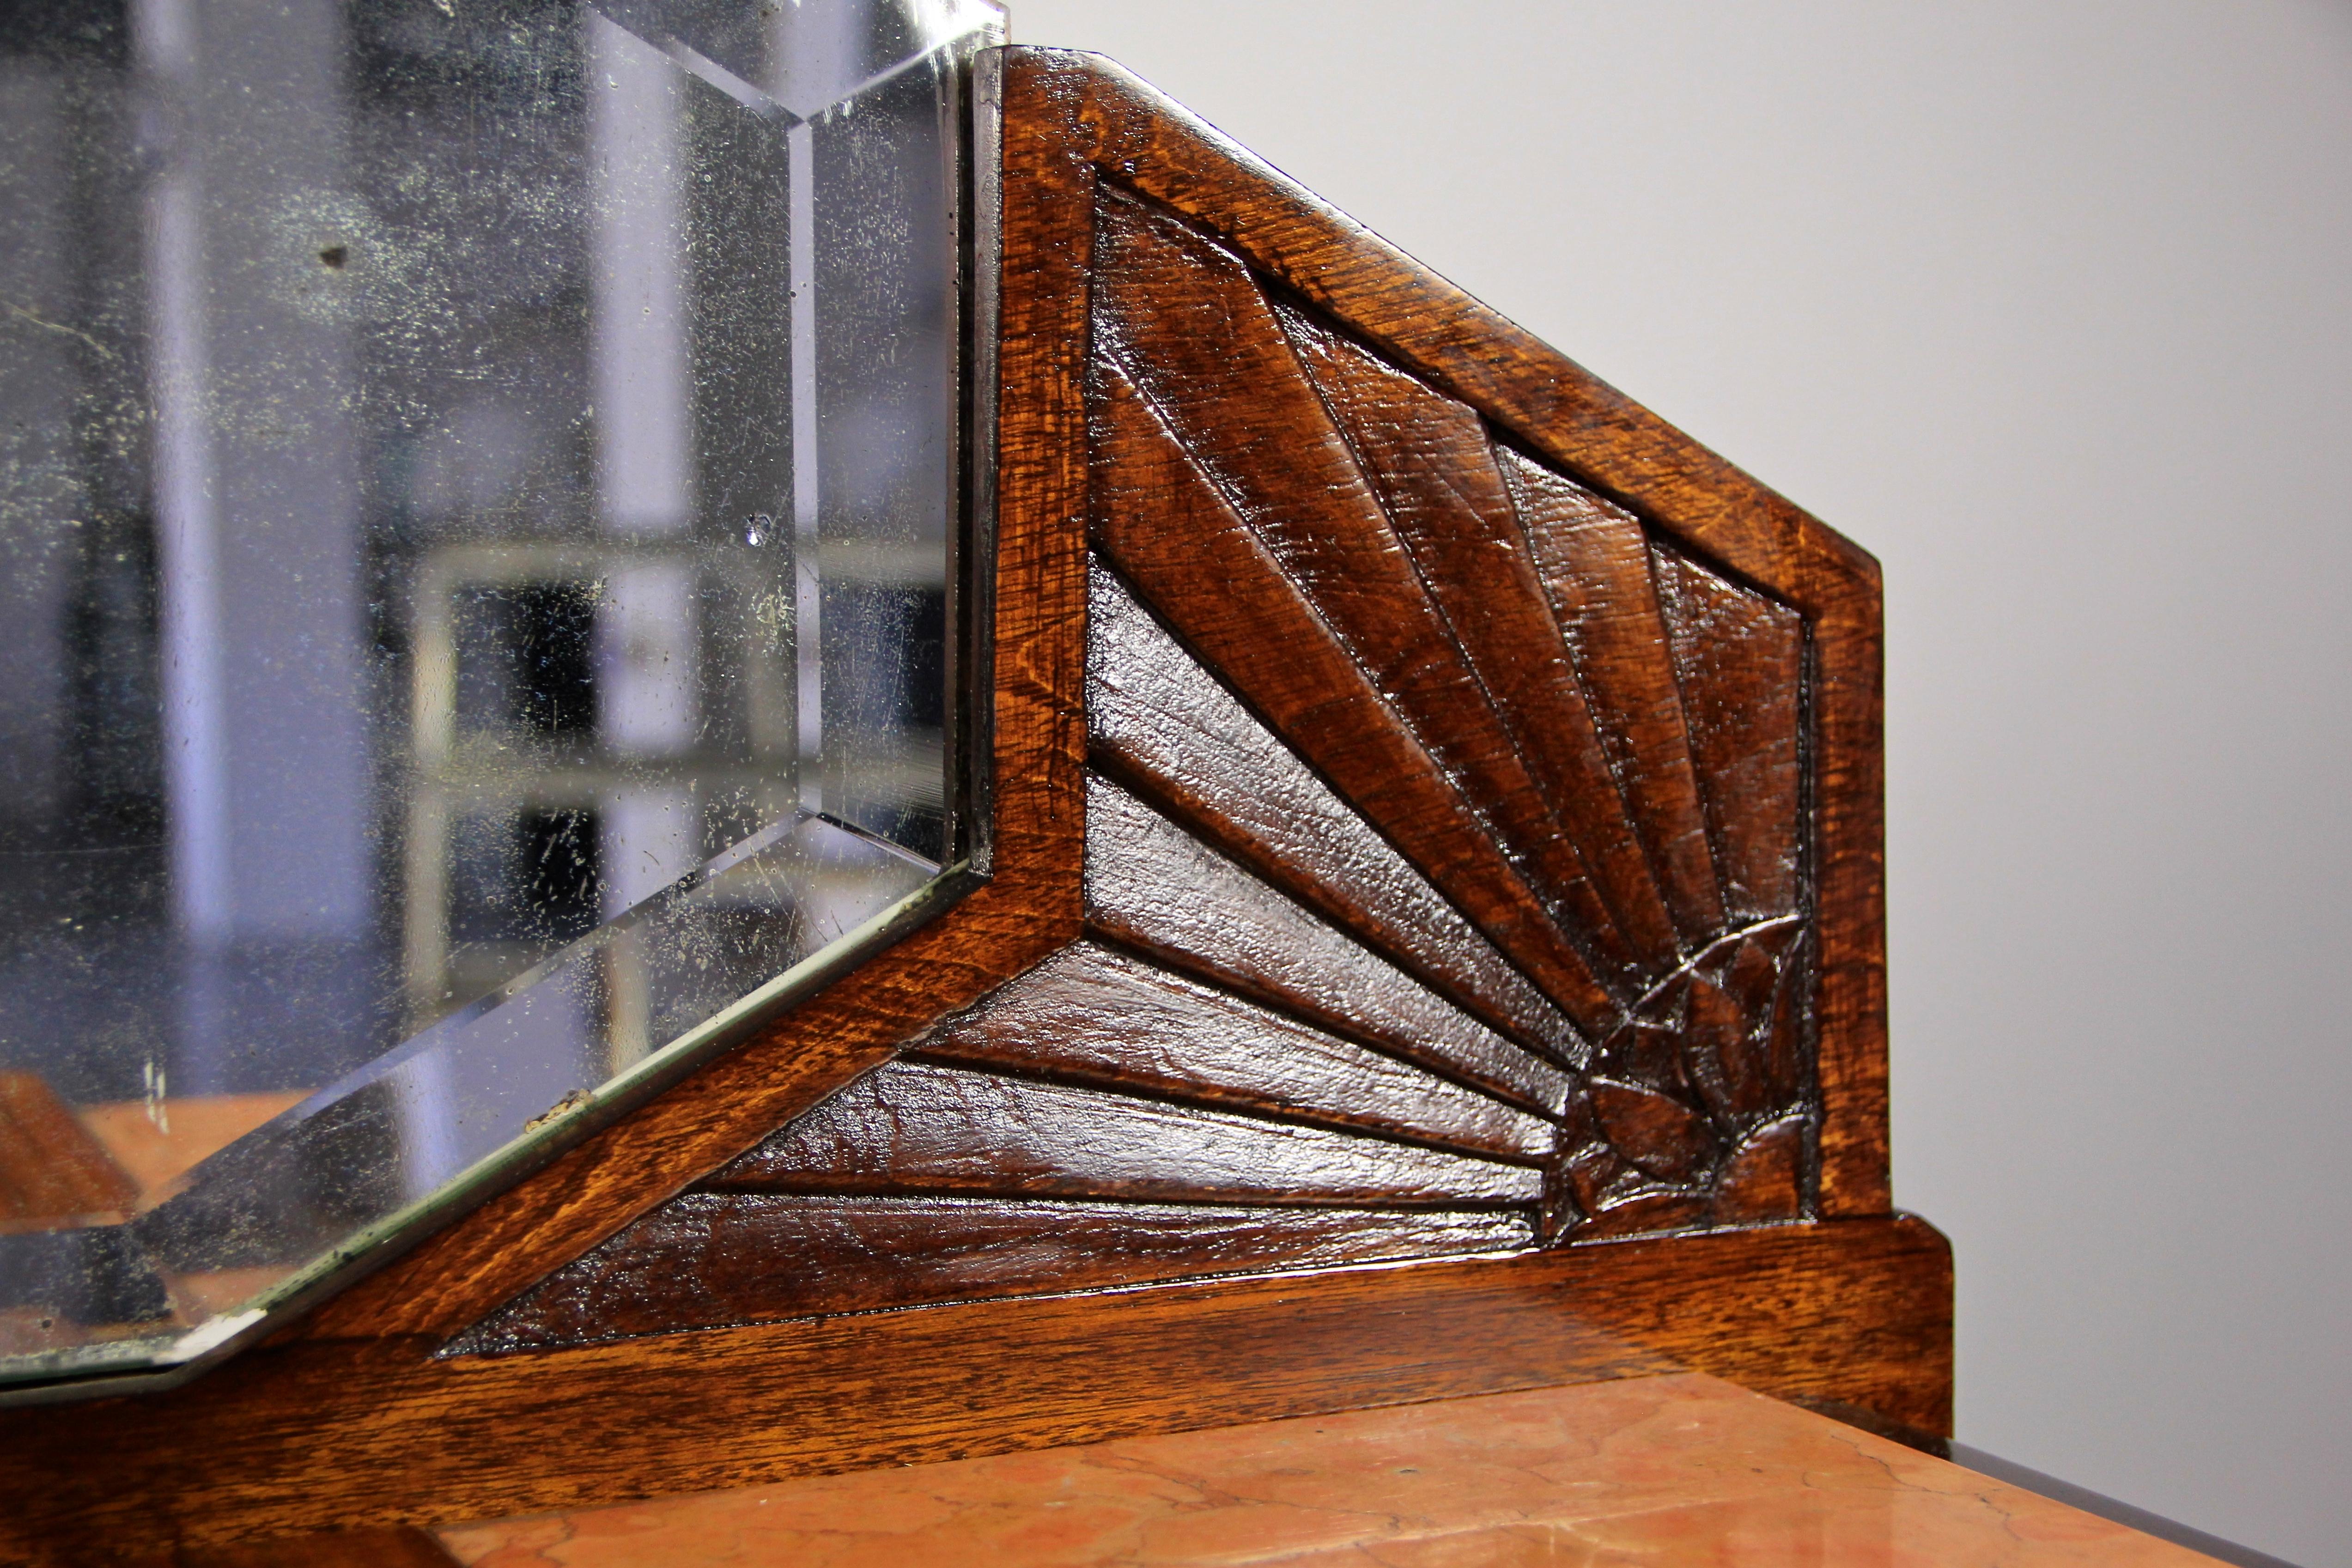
1682;940;1808;1132
1655;549;1806;923
1033;52;1890;1216
1077;178;1829;1250
911;942;1555;1160
0;1216;1947;1560
0;49;1914;1561
170;1525;458;1568
1281;308;1682;978
1588;1078;1717;1185
1084;778;1576;1112
1087;560;1581;1059
1713;1114;1810;1225
0;1073;138;1230
1552;919;1814;1232
1088;360;1617;1037
1094;187;1639;1005
1498;449;1727;951
447;1195;1536;1354
703;1061;1544;1207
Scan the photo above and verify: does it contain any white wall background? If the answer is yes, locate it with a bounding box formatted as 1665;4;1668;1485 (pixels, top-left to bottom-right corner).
1009;3;2352;1562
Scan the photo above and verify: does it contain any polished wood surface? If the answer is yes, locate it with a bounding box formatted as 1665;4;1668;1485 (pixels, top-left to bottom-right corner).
1088;559;1581;1057
3;1217;1948;1558
447;1197;1538;1355
1085;774;1576;1112
1089;356;1613;1032
1031;53;1890;1216
912;941;1559;1157
1288;310;1687;977
1094;187;1638;1008
0;49;1926;1563
702;1060;1542;1205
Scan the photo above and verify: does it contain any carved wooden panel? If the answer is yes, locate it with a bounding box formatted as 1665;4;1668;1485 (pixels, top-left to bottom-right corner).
454;179;1820;1356
0;54;1927;1561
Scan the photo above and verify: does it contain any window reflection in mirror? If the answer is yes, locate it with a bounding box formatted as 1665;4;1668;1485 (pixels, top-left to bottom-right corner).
0;0;999;1392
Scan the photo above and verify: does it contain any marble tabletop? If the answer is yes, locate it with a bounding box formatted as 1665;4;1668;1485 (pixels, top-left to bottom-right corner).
429;1370;2221;1567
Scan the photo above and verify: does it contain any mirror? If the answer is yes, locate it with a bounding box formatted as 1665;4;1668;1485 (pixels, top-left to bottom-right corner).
0;0;1001;1395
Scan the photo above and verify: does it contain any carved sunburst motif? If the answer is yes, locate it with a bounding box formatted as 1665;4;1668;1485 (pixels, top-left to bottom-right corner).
451;189;1816;1357
1081;188;1815;1241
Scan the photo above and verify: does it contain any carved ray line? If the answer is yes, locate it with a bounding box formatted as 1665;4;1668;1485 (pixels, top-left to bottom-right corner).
906;942;1556;1162
1495;447;1726;953
707;1061;1548;1207
1611;912;1804;1026
1084;775;1579;1109
1086;557;1585;1063
1085;354;1618;1036
1276;304;1682;983
1090;186;1633;1009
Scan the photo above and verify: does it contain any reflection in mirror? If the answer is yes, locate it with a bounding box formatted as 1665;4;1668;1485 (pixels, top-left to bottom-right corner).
0;0;1000;1392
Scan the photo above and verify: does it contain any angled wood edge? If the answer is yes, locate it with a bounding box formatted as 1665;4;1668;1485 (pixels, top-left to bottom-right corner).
279;54;1101;1349
997;49;1889;1216
0;1216;1950;1560
1010;51;1874;591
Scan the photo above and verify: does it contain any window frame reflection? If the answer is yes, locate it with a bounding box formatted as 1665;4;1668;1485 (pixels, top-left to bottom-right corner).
0;0;1003;1404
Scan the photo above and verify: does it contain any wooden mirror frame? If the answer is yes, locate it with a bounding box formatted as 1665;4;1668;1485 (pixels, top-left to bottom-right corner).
0;49;1946;1563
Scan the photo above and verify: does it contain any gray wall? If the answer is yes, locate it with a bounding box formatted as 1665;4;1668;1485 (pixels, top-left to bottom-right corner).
1011;3;2352;1563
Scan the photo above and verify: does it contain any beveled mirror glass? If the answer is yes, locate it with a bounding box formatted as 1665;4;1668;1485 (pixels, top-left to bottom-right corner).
0;0;1001;1396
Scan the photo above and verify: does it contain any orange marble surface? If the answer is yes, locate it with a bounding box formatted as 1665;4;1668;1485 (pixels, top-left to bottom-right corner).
435;1372;2218;1566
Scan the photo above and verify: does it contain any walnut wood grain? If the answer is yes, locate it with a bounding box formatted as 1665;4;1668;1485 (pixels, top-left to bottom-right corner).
1713;1114;1809;1226
445;1195;1537;1355
0;1073;138;1231
1279;308;1681;980
910;942;1555;1161
1088;360;1617;1037
1019;52;1891;1213
707;1061;1544;1207
0;1216;1947;1560
1086;559;1583;1061
0;51;1911;1559
1084;778;1577;1112
1093;188;1635;998
1497;449;1726;952
1655;549;1805;924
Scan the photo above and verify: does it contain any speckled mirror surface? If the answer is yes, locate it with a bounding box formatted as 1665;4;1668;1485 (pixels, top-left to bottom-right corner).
0;0;1000;1394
